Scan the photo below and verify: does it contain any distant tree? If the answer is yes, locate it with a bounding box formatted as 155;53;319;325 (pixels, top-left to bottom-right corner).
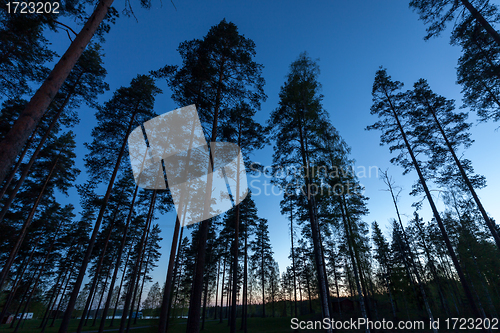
250;218;275;318
371;221;397;317
142;282;162;317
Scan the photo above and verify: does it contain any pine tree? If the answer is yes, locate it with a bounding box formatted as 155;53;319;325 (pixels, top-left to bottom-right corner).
451;5;500;122
409;0;500;46
153;19;266;333
59;74;160;333
269;52;333;327
408;79;500;249
249;218;275;318
367;67;482;319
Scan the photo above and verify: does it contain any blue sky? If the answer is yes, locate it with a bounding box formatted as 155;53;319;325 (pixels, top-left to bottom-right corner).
46;0;500;291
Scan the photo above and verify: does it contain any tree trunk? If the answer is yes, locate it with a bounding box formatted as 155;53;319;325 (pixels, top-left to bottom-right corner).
13;217;63;333
425;98;500;250
0;0;114;188
0;72;83;225
383;173;436;330
59;109;138;333
157;217;180;333
460;0;500;48
384;88;484;322
0;152;61;290
0;123;39;200
98;184;140;333
214;257;220;321
166;226;185;328
241;218;248;333
77;203;122;333
42;259;76;332
111;248;132;326
119;190;156;333
296;106;331;329
290;205;298;318
340;199;370;333
92;261;114;326
50;264;76;327
219;255;226;323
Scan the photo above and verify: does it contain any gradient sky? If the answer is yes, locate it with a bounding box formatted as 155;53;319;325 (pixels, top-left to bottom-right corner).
45;0;500;293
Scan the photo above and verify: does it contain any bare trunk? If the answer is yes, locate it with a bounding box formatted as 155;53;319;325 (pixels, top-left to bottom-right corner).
77;203;122;333
111;248;132;326
166;226;185;328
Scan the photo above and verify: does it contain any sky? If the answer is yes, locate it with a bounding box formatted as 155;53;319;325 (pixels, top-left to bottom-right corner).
44;0;500;293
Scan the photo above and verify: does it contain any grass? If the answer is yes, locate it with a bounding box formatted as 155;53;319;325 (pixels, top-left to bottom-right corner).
0;316;326;333
0;319;154;333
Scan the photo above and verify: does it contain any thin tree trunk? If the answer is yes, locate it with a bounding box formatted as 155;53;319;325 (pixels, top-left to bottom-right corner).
42;260;76;332
166;226;185;328
201;270;210;330
111;248;132;326
133;251;150;326
290;205;298;318
0;123;38;200
230;202;240;333
383;87;483;322
219;255;226;323
0;232;43;324
119;190;156;333
382;172;436;330
241;218;248;333
340;199;369;333
50;264;75;327
214;257;220;321
92;262;113;327
0;152;60;290
424;98;500;250
77;201;123;333
0;0;115;189
98;184;140;333
60;109;139;333
13;217;64;333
